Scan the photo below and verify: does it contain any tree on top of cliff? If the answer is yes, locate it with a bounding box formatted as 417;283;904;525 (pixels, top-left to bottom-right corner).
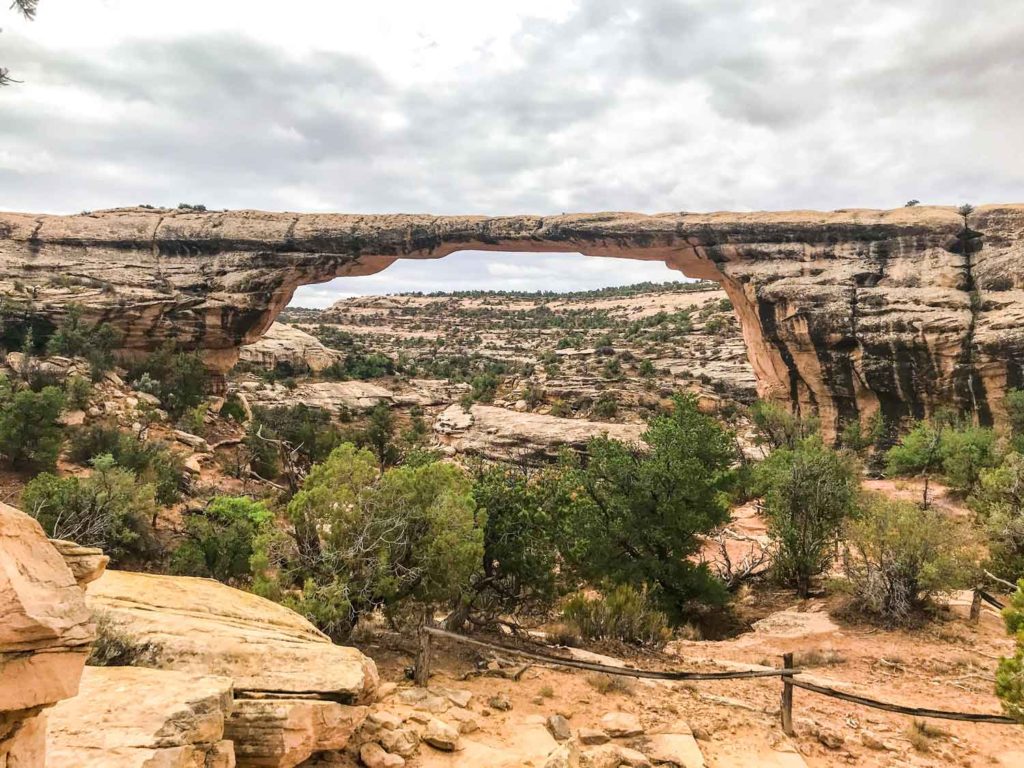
1;0;38;87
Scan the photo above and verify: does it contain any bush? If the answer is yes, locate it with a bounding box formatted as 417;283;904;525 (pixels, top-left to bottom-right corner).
844;493;979;625
996;583;1024;721
887;419;998;500
245;404;344;479
558;394;734;622
971;452;1024;582
256;444;483;638
562;585;671;648
756;437;859;596
126;344;208;416
22;454;158;564
67;421;184;505
452;464;564;628
170;496;272;582
750;401;818;449
0;376;65;470
46;304;121;379
592;392;618;419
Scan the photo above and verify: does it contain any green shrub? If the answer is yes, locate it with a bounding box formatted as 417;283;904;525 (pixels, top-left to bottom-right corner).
67;421;184;505
996;582;1024;721
844;493;979;625
0;376;65;470
46;304;121;379
126;344;208;416
562;585;671;648
558;394;734;622
219;394;248;423
887;420;998;500
256;444;483;638
22;455;158;564
64;375;93;410
592;392;618;419
750;401;818;449
245;404;344;479
972;452;1024;582
756;436;859;596
170;496;272;582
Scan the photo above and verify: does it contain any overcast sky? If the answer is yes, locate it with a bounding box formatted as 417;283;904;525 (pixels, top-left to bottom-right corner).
2;1;1021;305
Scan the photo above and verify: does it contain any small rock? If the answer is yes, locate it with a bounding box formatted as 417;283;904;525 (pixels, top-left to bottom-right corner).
600;711;643;738
544;741;580;768
547;714;572;741
488;694;512;711
137;391;161;407
615;746;652;767
367;711;403;731
423;719;461;752
379;727;419;757
432;687;473;708
578;727;610;745
447;707;479;734
860;730;892;751
814;726;844;750
360;742;405;768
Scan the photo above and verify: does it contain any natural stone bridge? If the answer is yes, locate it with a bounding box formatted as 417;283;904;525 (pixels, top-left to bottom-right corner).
2;204;1023;437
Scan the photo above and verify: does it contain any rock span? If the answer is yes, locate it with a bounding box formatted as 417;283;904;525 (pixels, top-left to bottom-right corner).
2;204;1023;436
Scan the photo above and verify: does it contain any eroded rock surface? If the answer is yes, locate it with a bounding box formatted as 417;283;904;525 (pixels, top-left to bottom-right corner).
238;322;341;374
84;570;378;767
47;666;236;768
0;503;95;768
434;404;645;462
3;205;1023;434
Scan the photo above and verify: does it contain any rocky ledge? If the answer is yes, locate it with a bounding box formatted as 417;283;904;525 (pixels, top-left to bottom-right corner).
2;205;1024;436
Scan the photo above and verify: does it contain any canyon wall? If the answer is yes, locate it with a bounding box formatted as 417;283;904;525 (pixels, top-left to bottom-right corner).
1;204;1023;436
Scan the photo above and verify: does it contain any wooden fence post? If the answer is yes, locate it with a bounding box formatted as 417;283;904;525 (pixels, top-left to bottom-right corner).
780;652;794;736
970;589;983;624
414;623;433;687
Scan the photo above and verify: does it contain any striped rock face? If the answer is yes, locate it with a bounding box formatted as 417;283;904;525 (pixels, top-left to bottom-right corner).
2;204;1023;438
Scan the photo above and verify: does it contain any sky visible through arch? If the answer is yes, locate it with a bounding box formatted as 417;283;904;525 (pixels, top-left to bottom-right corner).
2;1;1021;300
289;251;688;307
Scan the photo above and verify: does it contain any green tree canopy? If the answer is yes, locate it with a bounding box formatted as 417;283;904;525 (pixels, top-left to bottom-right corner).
558;394;735;622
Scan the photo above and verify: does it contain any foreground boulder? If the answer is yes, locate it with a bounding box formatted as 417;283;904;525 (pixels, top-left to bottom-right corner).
47;666;235;768
0;502;96;767
86;570;377;767
87;570;377;703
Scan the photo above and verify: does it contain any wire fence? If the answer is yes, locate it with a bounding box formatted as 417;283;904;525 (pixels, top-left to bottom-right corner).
417;603;1021;731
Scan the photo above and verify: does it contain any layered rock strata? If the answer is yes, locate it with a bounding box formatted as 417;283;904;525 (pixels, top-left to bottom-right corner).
0;503;98;768
86;570;377;767
2;205;1023;435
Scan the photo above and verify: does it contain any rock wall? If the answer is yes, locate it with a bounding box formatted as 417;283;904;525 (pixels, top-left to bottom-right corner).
2;205;1023;436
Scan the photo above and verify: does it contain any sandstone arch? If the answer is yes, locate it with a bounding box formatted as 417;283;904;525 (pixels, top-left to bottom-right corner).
2;204;1023;438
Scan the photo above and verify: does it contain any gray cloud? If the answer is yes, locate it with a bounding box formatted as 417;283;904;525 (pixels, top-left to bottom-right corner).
1;0;1022;296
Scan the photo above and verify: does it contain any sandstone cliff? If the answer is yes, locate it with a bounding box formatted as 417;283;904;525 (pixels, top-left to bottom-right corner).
2;204;1022;436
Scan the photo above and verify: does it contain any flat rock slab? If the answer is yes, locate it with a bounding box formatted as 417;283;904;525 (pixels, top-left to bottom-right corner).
87;570;378;704
417;720;557;768
47;665;235;768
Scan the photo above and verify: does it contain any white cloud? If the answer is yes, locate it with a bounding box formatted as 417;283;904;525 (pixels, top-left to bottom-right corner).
2;0;1022;298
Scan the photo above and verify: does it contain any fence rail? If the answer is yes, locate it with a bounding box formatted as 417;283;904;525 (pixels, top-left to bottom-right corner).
416;621;1020;730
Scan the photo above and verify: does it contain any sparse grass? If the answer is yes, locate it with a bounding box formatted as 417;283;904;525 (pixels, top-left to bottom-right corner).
538;685;555;699
908;719;947;753
88;611;157;667
586;673;634;696
793;648;846;668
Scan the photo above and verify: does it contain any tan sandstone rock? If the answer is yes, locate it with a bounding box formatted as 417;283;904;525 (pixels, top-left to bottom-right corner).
0;502;95;767
239;322;342;374
47;539;109;589
47;665;235;768
86;570;378;703
226;699;366;768
434;404;645;463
